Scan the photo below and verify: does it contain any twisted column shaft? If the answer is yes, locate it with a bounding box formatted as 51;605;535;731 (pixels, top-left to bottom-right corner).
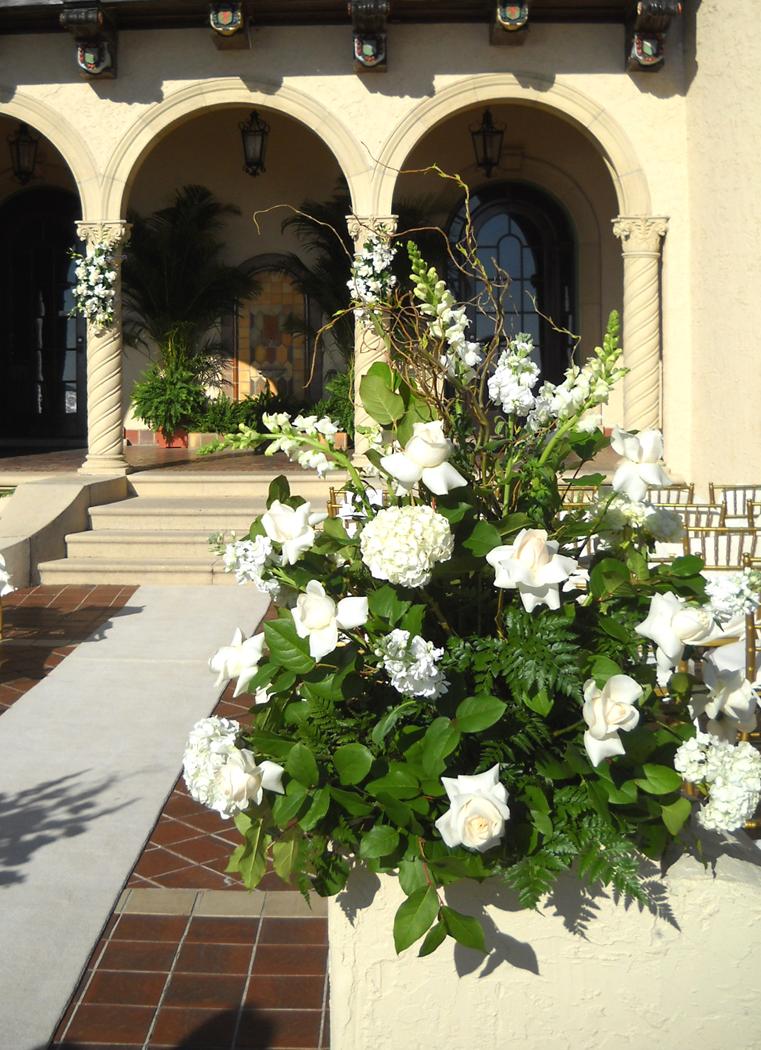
77;221;131;476
612;216;668;432
346;214;398;459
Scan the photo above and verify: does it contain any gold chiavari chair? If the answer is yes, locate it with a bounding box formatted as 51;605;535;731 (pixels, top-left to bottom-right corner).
746;500;761;528
741;555;761;833
678;503;725;529
646;482;694;505
560;484;601;506
709;483;761;521
683;526;761;570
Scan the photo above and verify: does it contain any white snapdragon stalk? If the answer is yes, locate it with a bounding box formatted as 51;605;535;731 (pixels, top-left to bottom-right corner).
360;505;454;588
261;500;326;565
435;765;510;853
292;581;369;661
409;253;483;380
380;421;467;495
486;528;578;613
610;426;672;502
487;334;540;416
208;628;266;698
582;674;642;766
692;658;758;741
376;629;448;698
635;592;716;684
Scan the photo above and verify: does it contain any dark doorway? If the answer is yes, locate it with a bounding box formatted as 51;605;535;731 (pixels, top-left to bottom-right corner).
0;187;86;450
449;181;576;385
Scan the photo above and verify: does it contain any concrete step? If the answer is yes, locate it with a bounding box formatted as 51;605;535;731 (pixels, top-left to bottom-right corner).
88;498;267;533
65;529;223;561
127;470;344;500
37;557;241;587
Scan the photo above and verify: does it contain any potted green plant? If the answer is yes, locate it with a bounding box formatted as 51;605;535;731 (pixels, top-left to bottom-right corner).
131;360;208;447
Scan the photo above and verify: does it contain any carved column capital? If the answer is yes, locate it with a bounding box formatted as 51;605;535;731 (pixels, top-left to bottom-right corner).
346;214;398;248
76;220;131;251
612;215;668;255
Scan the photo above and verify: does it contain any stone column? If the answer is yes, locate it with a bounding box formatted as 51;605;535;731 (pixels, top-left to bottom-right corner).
346;214;398;458
76;221;131;476
612;216;669;431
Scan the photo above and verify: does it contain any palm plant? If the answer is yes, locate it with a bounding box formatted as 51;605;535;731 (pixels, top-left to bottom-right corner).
122;184;259;361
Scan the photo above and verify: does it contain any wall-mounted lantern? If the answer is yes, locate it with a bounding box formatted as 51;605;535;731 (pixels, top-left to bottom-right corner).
470;110;505;179
240;110;270;177
8;122;40;185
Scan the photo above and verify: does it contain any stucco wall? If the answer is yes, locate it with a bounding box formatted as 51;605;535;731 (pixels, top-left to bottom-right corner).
330;849;761;1050
2;18;751;484
684;1;761;487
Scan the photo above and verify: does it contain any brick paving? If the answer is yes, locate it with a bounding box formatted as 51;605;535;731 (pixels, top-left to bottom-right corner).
2;584;330;1049
0;447;313;476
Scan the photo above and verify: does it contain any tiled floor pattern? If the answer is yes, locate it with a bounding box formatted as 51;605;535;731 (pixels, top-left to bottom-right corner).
0;447;312;475
51;900;330;1050
0;585;137;714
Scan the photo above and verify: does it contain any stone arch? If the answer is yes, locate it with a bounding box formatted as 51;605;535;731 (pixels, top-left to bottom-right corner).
100;79;373;219
0;92;100;217
372;73;651;218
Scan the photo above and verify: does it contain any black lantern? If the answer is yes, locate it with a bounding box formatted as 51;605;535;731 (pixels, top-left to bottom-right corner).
8;122;40;185
239;110;269;177
470;109;505;179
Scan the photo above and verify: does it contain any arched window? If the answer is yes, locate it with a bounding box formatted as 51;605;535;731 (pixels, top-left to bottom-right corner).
448;182;576;384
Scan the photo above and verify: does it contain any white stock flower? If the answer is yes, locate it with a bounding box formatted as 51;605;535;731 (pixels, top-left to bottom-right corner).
380;421;467;495
706;569;761;626
582;674;643;766
635;592;716;684
644;506;684;542
360;505;453;588
376;629;448;698
486;528;578;613
222;535;275;586
209;628;266;698
692;658;758;741
292;581;369;661
435;765;510;853
213;747;285;817
261;500;325;565
611;426;672;501
487;336;540;416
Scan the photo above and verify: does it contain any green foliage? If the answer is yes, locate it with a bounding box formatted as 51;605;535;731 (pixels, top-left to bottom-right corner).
130;361;207;438
313;370;355;439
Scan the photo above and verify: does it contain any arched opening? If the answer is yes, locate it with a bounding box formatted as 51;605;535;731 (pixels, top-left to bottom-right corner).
122;106;350;434
0;182;85;450
448;181;576;384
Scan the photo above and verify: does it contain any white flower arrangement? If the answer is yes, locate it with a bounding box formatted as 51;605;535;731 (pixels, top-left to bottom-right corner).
186;183;761;962
69;241;117;330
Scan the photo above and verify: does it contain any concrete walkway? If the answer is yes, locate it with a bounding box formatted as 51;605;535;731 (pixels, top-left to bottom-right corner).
0;585;270;1050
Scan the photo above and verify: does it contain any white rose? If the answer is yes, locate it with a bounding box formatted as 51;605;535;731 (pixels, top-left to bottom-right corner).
261;500;325;565
610;426;672;502
292;580;369;661
582;674;643;766
212;747;285;817
692;658;758;741
486;528;578;613
636;592;716;684
435;764;510;853
208;628;266;698
380;420;468;495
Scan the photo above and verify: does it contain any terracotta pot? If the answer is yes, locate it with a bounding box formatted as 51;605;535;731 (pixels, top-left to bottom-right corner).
155;428;189;449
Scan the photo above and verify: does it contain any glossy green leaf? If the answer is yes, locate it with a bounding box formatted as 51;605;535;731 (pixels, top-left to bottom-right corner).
299;786;331;831
329;786;373;816
272;828;302;883
360;364;405;425
264;619;315;674
398;857;428;896
267;474;291;507
371;701;417;746
393;885;439;953
359;825;400;861
661;796;692;835
463;521;502;557
635;763;684;796
455;695;507;733
334;743;374;786
440;906;485;953
418;921;447;957
421;717;461;776
286;743;319;787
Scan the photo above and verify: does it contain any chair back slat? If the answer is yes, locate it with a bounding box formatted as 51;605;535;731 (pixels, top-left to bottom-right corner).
647;483;694;505
678;504;725;528
709;484;761;517
684;527;760;569
561;484;600;506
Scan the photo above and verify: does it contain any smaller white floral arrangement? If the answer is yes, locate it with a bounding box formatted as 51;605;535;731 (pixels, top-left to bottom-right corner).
69;241;117;330
347;232;398;319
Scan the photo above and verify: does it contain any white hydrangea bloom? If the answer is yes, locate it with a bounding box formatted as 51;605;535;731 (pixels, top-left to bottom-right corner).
360;505;454;588
487;335;540;417
376;629;448;698
706;569;761;626
644;505;684;542
182;716;238;810
674;733;761;832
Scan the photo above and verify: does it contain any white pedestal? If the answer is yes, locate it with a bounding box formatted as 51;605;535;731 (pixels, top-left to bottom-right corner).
329;837;761;1050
